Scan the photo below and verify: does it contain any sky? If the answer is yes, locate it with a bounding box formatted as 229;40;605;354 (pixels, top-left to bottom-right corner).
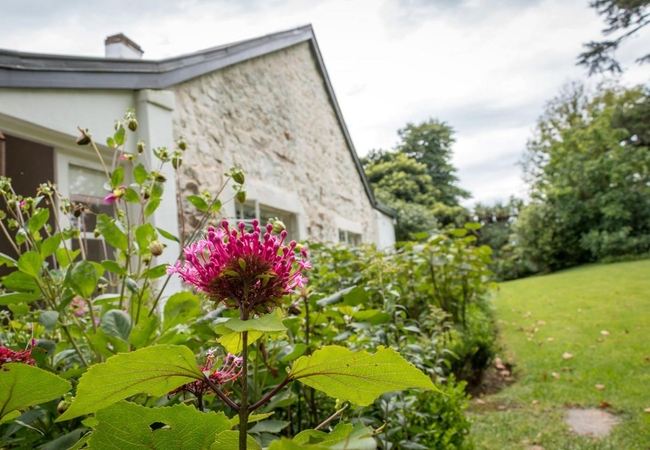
1;0;649;205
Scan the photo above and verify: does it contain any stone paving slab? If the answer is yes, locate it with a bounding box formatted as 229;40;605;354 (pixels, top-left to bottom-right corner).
565;409;620;437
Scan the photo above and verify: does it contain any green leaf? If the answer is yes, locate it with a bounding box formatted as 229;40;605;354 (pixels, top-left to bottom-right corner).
279;344;308;363
136;223;156;254
222;309;287;333
129;315;159;349
93;293;122;306
163;292;201;331
101;260;127;276
215;329;263;354
0;252;16;268
187;195;208;212
114;127;126;147
111;166;124;189
38;310;59;332
151;181;164;200
17;251;42;278
144;264;168;279
40;234;61;258
0;292;41;305
56;345;203;421
316;286;355;307
249;419;290;434
0;410;20;425
289;346;437;406
1;271;39;292
55;247;79;268
156;227;180;243
28;208;50;234
70;261;98;298
145;198;161;218
124;187;140;203
268;422;375;449
97;214;128;251
134;164;148;185
125;277;139;294
89;402;231;450
107;136;116;148
211;431;261;450
211;199;222;212
41;429;86;450
0;363;70;422
100;310;132;342
464;222;482;230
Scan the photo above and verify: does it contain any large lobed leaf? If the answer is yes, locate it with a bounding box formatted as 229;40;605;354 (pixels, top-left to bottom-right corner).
0;363;71;422
87;402;231;450
268;422;376;449
289;346;437;406
57;345;203;421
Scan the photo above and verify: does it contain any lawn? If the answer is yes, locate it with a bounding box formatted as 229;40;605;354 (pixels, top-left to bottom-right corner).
470;260;650;449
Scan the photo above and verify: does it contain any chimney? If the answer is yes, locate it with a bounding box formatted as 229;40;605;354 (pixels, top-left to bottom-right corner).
104;33;144;59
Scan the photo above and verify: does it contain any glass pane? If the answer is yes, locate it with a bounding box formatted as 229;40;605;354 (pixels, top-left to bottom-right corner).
68;165;112;233
260;206;295;240
339;229;347;243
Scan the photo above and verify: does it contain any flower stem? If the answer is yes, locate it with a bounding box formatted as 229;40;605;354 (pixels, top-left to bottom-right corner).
239;329;249;450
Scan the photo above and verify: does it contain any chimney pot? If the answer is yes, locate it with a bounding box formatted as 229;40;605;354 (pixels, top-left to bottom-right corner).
105;33;144;59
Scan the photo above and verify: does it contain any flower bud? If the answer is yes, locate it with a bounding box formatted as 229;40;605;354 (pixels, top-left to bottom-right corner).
128;118;138;132
57;399;70;415
149;240;164;257
232;170;245;185
137;140;146;154
272;219;286;234
94;228;101;238
236;189;246;204
177;136;187;151
172;155;182;169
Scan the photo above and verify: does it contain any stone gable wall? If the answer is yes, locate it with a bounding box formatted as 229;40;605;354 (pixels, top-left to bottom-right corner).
171;42;378;243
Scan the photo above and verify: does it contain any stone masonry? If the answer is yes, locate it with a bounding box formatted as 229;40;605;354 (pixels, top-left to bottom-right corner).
172;42;379;243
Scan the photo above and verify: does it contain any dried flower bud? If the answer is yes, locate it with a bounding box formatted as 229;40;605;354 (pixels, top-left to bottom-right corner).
73;207;82;218
76;134;90;146
149;240;164;256
137;140;146;154
288;302;302;316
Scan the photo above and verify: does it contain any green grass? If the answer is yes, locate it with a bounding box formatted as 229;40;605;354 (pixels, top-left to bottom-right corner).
470;260;650;449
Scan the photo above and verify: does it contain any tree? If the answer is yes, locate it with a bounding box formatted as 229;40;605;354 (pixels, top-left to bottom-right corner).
579;0;650;74
397;119;470;206
517;82;650;271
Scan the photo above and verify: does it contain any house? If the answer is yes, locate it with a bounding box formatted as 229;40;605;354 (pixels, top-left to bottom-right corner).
0;26;396;277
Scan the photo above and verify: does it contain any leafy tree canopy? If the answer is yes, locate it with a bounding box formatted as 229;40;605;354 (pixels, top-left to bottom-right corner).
516;82;650;271
579;0;650;74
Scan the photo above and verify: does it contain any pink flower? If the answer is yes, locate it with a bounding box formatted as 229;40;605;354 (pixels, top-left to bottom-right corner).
168;220;310;315
0;339;36;367
104;186;126;204
70;296;86;317
168;351;243;397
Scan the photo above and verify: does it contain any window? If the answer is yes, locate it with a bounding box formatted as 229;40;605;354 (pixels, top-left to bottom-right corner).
67;165;115;263
235;201;297;240
338;229;361;246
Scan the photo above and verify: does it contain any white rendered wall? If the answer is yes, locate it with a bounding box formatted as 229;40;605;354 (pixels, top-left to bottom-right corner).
375;210;396;250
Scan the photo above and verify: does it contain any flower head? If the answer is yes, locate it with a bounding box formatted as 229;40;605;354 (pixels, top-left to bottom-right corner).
0;340;36;368
168;351;242;398
70;296;86;317
168;220;310;314
104;186;126;204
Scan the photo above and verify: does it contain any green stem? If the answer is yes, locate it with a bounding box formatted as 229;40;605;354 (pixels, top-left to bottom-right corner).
239;329;249;450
